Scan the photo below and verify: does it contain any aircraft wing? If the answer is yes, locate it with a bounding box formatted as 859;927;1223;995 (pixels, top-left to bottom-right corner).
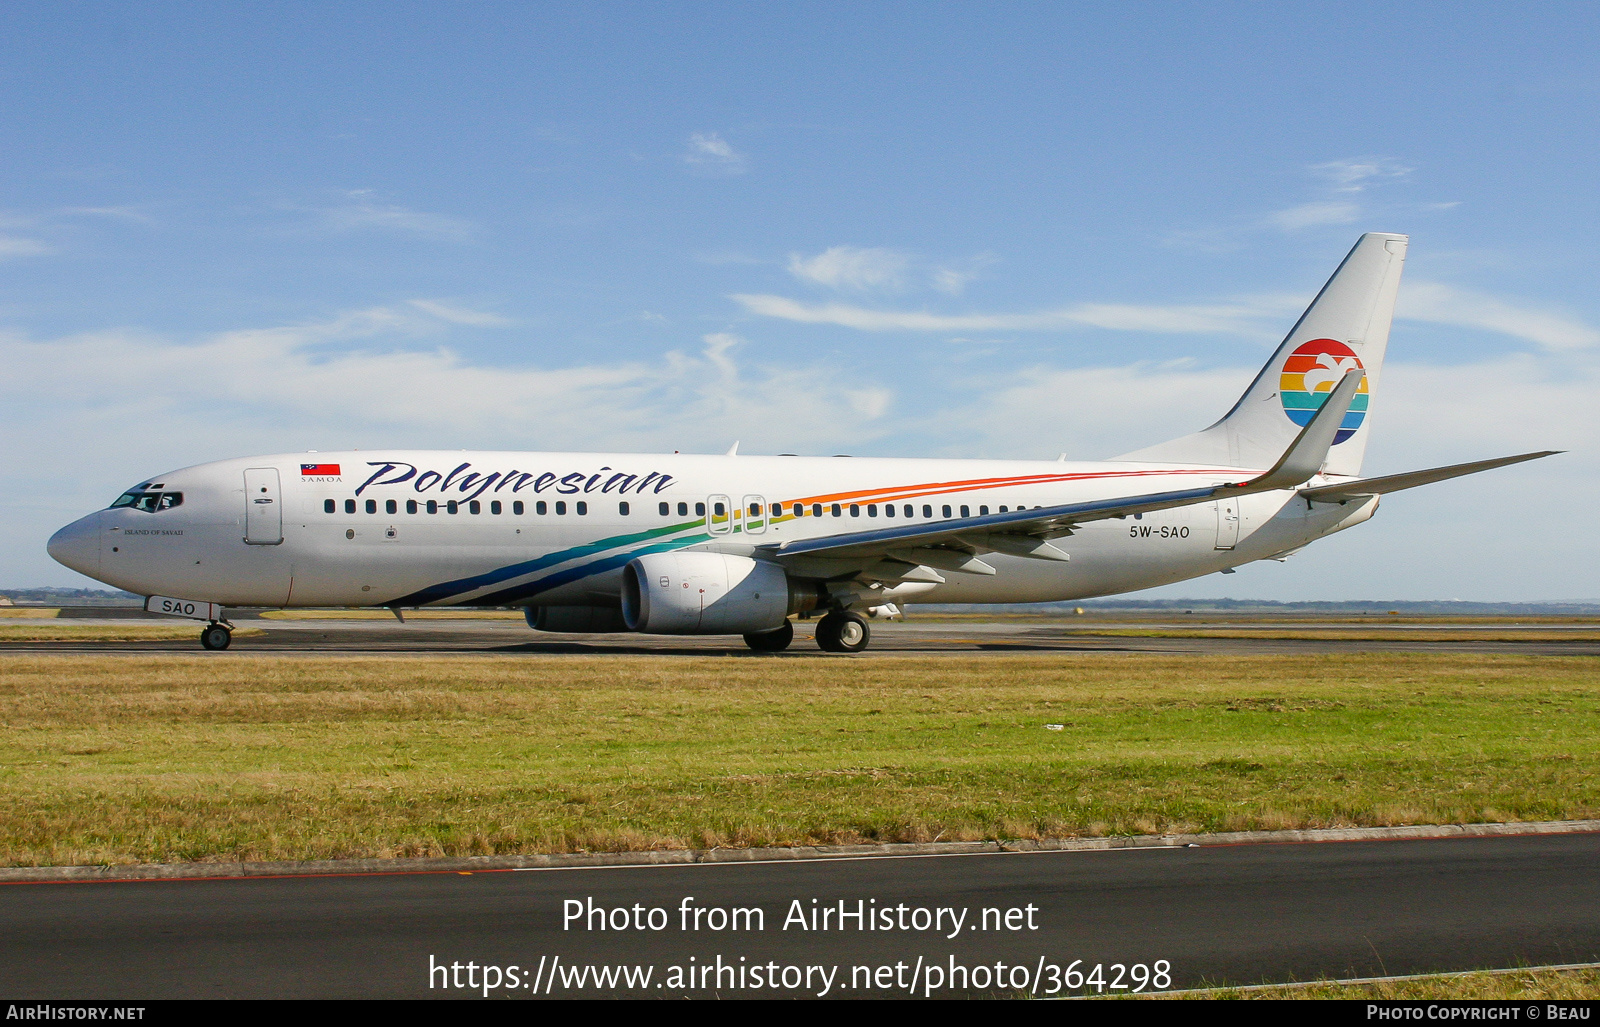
761;483;1225;574
761;370;1366;577
1297;450;1561;503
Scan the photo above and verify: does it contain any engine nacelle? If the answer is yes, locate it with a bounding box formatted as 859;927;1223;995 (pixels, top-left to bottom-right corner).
622;552;802;634
525;605;629;633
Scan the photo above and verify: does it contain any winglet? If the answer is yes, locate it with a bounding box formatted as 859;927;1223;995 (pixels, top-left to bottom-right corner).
1229;369;1364;492
726;441;740;457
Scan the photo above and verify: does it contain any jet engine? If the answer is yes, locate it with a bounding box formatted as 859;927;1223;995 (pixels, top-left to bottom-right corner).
525;605;629;632
621;552;816;634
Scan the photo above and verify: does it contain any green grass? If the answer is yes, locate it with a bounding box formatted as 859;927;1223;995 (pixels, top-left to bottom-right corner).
0;653;1596;866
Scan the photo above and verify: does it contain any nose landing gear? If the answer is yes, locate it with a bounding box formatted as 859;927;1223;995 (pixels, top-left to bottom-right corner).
200;622;232;650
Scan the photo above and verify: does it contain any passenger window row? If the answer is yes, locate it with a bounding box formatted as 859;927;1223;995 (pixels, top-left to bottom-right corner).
737;501;1037;519
323;496;1042;520
322;498;603;516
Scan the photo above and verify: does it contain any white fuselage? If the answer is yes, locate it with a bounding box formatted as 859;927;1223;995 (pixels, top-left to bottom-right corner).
48;450;1377;611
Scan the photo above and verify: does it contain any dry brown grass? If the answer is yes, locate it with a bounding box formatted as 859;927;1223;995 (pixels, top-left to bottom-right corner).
916;612;1600;625
1059;628;1600;641
1150;966;1600;999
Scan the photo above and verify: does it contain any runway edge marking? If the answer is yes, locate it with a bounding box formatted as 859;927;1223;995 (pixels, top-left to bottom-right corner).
2;818;1599;885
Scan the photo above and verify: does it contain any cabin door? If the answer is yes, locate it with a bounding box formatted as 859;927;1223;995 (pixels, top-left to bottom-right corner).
707;494;732;535
741;495;768;534
244;467;283;545
1214;498;1240;550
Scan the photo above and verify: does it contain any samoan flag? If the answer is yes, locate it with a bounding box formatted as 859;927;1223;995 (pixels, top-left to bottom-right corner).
301;463;341;475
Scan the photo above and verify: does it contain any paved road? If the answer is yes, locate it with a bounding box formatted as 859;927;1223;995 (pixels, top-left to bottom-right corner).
1;833;1597;998
5;616;1600;657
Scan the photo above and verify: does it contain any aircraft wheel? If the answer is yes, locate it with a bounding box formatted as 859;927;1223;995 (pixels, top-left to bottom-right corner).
744;619;794;652
200;624;232;651
815;611;870;653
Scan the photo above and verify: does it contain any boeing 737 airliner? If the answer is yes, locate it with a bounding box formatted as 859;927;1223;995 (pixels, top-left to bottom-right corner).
47;234;1556;651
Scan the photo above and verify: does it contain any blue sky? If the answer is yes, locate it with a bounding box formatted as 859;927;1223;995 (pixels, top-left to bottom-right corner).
3;2;1597;599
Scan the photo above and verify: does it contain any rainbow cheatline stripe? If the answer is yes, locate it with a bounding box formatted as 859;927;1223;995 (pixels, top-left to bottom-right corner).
1279;338;1368;445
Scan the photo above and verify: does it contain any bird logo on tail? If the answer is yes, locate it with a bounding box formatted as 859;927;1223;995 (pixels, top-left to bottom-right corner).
1279;339;1369;444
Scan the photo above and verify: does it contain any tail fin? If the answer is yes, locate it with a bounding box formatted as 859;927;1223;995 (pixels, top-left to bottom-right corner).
1116;232;1407;476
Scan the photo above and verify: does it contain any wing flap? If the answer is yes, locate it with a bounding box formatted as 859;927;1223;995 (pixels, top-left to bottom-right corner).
764;485;1223;564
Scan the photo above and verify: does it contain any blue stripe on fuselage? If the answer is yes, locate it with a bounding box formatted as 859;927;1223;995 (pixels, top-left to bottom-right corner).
382;522;705;607
468;539;693;607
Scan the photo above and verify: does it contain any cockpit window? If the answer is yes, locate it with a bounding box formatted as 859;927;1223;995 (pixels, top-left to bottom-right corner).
109;490;182;512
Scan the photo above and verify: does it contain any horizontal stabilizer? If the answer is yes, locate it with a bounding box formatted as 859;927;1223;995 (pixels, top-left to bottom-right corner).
1298;451;1561;503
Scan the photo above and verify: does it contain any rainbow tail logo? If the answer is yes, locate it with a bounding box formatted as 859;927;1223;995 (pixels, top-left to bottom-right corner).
1116;232;1406;478
1280;339;1369;445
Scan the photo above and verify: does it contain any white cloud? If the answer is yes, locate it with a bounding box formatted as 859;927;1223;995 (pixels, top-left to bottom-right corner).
320;192;475;241
1064;302;1280;335
683;132;747;175
931;268;975;296
1311;158;1413;193
59;206;157;225
0;307;897;548
732;293;1284;338
1399;281;1600;352
1269;201;1361;231
930;254;996;296
916;351;1596;466
786;245;997;297
0;236;48;258
701;331;741;377
1243;158;1414;235
405;299;512;327
740;273;1600;357
1;309;905;580
0;207;156;262
787;246;909;291
1374;353;1597;460
847;388;893;419
925;362;1249;459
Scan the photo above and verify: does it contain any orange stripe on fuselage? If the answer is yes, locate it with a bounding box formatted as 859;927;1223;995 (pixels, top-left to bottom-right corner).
759;467;1241;524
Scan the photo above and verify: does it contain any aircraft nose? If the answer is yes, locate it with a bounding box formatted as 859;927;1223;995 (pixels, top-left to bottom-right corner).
47;514;101;577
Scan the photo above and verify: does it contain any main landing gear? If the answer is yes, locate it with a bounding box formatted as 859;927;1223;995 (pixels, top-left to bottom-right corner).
200;622;232;651
741;611;872;654
815;611;870;653
743;619;794;652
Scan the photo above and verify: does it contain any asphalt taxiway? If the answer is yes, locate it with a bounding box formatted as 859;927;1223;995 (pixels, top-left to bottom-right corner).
4;613;1600;656
0;832;1596;998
